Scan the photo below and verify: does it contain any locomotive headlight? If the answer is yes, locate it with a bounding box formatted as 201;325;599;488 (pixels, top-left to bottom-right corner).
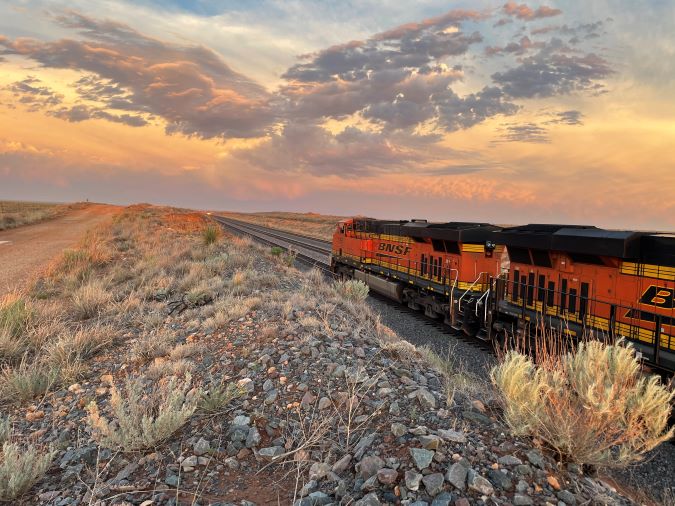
485;240;496;251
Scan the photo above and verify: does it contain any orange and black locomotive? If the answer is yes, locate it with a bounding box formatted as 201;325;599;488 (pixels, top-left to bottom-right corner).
331;218;675;374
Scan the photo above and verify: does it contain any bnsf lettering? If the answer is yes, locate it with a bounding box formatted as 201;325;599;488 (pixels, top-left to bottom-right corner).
639;285;674;309
378;243;411;256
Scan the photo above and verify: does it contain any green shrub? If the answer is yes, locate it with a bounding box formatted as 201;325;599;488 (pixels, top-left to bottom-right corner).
199;380;246;414
270;246;285;256
491;340;674;467
0;361;59;404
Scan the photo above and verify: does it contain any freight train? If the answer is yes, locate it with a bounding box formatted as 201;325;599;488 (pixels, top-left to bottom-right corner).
330;218;675;375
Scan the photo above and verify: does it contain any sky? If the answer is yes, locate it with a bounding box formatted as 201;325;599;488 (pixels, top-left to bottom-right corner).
0;0;674;229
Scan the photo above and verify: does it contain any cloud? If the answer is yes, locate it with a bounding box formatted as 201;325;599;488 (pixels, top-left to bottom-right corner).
545;109;584;125
5;76;63;111
495;122;550;143
492;43;614;98
485;35;542;56
49;104;148;127
0;11;275;139
502;2;562;21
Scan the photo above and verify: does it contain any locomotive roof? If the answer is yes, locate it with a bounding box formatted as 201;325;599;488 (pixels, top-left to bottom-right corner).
641;233;675;267
494;224;645;259
352;218;499;243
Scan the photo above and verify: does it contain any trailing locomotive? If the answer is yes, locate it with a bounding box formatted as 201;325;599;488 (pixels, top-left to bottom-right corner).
331;218;675;375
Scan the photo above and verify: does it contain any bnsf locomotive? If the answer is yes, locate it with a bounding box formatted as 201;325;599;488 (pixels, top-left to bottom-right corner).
331;218;675;375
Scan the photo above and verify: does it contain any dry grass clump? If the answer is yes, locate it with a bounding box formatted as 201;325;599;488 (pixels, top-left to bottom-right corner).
87;374;200;452
491;339;674;468
0;417;9;445
71;279;112;320
131;332;176;364
198;380;246;414
0;440;55;501
0;360;59;404
202;224;220;245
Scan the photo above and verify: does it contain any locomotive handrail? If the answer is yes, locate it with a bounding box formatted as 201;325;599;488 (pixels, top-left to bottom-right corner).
458;272;487;313
475;286;491;317
448;268;459;315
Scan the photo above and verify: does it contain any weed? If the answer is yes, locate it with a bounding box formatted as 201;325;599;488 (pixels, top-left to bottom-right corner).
87;374;200;452
198;380;246;414
0;360;58;404
0;441;55;501
491;340;675;467
202;224;219;245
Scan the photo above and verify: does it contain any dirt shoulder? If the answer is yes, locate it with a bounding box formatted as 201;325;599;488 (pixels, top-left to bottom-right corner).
0;203;120;295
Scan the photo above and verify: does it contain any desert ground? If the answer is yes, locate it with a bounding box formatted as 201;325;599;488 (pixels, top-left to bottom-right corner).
0;204;672;505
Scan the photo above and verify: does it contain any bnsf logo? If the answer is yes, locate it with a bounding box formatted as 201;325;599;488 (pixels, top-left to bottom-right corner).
378;243;411;256
639;285;674;309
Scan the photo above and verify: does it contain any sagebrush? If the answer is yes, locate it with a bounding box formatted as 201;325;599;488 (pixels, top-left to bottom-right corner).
87;374;200;451
491;340;674;467
0;441;55;501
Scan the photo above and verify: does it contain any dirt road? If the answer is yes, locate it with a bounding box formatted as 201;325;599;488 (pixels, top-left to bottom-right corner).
0;204;120;296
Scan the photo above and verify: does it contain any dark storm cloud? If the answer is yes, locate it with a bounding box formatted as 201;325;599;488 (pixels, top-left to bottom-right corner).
492;44;614;98
0;11;274;139
502;2;562;21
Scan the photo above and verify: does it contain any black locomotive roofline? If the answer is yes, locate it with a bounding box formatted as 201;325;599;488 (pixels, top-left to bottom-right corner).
492;224;646;259
352;218;500;243
349;218;675;267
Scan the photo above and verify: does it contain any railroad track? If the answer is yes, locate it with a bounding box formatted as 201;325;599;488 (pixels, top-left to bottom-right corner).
211;215;332;273
210;214;494;356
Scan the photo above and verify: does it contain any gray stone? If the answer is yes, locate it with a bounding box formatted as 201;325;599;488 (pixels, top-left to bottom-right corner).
445;463;467;490
515;464;533;476
360;475;379;492
437;429;467;444
462;410;491;425
354;492;381;506
391;422;407;437
353;433;376;460
422;472;445;496
498;455;523;466
318;397;331;410
264;389;278;405
258;446;284;459
245;427;261;448
415;388;437;409
556;490;577;505
193;437;210;456
410;447;434;470
516;480;529;493
430;492;454;506
332;454;352;474
232;414;250;426
306;491;332;506
513;494;534;505
526;450;544;468
377;467;398;485
409;502;429;506
405;469;423;491
359;455;385;479
389;401;401;416
262;379;273;392
468;473;494;495
300;480;317;497
419;435;442;450
165;474;179;487
487;469;513;491
309;462;331;481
